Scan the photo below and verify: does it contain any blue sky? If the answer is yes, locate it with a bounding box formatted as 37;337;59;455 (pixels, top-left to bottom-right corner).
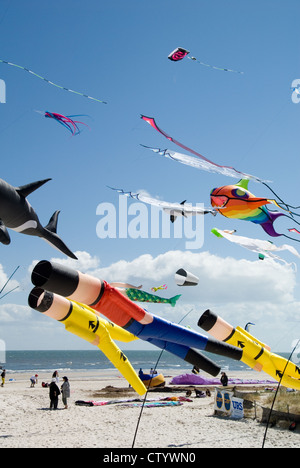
0;0;299;355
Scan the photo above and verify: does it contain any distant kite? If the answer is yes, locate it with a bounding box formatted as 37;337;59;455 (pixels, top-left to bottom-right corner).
0;59;107;103
175;269;199;286
168;47;190;62
141;144;266;183
108;186;217;223
151;284;167;292
289;228;300;235
110;282;181;307
44;111;89;136
168;47;244;74
211;227;300;267
245;322;255;332
141;116;262;182
124;288;180;307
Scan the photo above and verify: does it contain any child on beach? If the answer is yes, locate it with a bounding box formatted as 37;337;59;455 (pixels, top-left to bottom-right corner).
30;374;38;387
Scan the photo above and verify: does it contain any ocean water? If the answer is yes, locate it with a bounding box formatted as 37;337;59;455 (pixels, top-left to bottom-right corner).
1;349;258;375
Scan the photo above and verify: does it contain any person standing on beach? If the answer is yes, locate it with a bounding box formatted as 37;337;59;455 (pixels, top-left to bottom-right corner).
30;374;38;387
61;376;70;409
49;378;60;409
52;370;60;385
1;369;5;387
220;372;228;387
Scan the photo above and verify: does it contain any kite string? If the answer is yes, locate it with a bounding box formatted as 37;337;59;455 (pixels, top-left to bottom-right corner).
0;265;19;296
261;338;300;448
0;59;107;104
187;56;244;74
131;308;194;449
131;348;165;449
262;182;300;213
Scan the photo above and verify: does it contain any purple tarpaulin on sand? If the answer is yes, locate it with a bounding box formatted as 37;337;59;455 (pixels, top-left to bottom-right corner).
170;373;276;386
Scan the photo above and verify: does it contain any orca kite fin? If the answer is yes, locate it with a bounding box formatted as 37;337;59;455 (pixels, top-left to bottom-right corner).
45;210;60;233
16;179;52;198
42;211;77;260
0;220;10;245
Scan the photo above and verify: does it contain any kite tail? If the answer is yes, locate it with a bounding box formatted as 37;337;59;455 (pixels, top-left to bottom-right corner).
281;234;300;243
45;111;89;136
262;182;300;213
262;210;300;242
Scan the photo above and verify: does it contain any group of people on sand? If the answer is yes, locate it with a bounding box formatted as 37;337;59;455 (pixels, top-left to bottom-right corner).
48;371;70;410
1;367;70;410
34;370;70;410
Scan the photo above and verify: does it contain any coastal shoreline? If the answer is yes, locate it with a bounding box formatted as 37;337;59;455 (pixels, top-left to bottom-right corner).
0;368;299;448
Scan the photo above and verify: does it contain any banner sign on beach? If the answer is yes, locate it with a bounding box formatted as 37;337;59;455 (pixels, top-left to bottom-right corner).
214;388;244;419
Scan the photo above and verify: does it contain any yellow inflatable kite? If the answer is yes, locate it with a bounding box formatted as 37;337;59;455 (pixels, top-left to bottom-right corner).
28;287;146;396
198;310;300;391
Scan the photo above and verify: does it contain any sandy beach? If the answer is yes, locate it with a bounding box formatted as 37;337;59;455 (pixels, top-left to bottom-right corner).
0;369;299;449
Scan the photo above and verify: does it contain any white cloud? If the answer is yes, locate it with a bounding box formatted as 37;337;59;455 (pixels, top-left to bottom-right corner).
0;303;33;323
86;249;296;304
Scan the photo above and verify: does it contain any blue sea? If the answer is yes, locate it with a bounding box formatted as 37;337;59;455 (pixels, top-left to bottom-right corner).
0;349;271;375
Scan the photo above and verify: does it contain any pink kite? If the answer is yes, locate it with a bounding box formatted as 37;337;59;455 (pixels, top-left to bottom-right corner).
45;111;89;136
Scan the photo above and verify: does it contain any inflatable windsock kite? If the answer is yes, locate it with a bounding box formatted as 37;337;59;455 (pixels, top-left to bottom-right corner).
28;288;146;395
111;283;181;308
210;179;300;243
0;177;77;259
175;268;199;286
30;260;243;378
198;310;300;391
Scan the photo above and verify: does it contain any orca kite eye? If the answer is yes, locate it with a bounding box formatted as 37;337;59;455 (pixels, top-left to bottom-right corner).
232;188;249;199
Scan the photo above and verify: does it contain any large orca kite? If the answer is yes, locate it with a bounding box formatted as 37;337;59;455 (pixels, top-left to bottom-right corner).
0;177;77;259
